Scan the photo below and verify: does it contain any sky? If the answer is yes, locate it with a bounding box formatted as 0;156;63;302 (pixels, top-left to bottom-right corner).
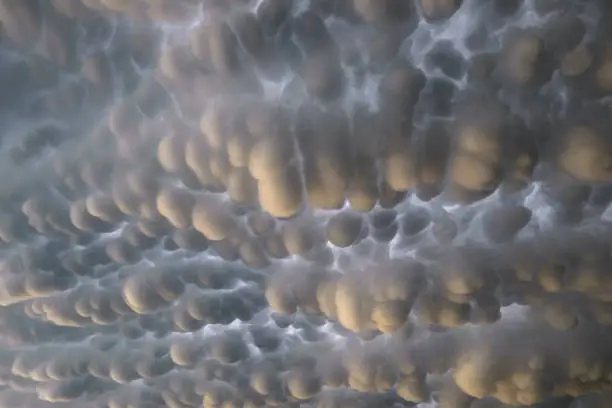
0;0;611;407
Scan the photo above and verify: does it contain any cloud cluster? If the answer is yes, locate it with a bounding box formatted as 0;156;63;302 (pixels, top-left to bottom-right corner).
0;0;612;407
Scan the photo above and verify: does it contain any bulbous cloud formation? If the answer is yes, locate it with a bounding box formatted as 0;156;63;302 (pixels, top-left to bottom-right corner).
2;0;612;407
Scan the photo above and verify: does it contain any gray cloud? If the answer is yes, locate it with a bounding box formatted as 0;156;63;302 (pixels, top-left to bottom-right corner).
0;0;612;407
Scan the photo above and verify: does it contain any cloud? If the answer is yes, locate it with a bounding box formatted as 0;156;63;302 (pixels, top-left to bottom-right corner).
0;0;611;407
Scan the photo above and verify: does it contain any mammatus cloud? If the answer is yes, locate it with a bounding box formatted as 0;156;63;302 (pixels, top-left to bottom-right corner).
0;0;611;407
